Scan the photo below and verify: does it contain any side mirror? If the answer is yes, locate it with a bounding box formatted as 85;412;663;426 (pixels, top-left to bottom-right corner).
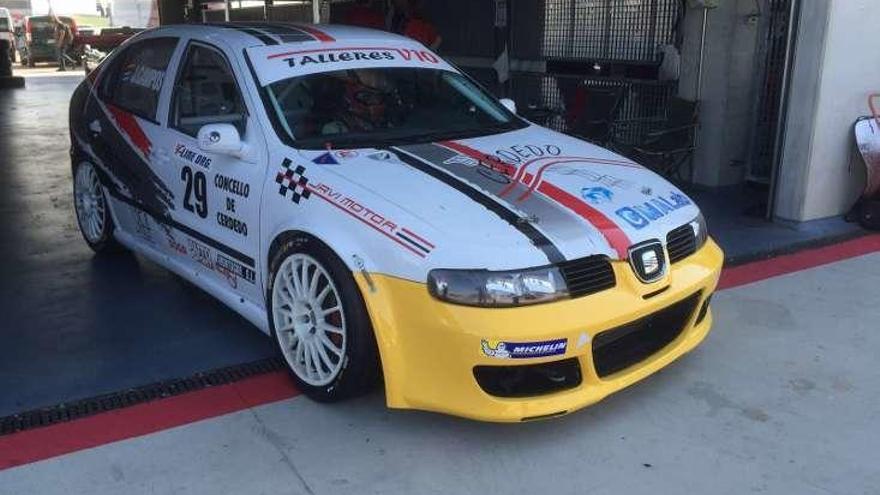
197;123;246;158
500;98;517;115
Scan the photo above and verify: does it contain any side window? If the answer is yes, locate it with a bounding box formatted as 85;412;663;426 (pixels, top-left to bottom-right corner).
101;37;179;121
171;44;247;138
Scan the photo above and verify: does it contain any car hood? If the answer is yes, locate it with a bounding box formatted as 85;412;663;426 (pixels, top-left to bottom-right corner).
296;125;700;267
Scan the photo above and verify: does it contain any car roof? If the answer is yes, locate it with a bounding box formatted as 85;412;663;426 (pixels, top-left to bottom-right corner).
143;22;414;50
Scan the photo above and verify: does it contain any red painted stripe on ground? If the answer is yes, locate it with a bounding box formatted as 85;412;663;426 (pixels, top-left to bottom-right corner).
0;372;298;471
718;234;880;290
1;236;877;471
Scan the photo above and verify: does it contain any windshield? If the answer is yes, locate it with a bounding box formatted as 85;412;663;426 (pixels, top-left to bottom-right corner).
265;68;524;149
0;18;9;32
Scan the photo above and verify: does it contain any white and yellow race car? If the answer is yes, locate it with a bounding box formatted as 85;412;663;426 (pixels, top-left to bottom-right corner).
69;23;722;422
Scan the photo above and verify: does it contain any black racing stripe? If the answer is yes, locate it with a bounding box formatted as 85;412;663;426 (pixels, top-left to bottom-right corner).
205;23;279;45
105;186;256;268
395;232;431;253
391;148;565;264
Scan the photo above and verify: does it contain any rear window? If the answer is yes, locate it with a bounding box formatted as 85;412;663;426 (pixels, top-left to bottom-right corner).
0;18;9;32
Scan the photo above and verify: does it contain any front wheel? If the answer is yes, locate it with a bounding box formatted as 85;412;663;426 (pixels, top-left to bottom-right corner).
267;235;380;402
73;162;122;253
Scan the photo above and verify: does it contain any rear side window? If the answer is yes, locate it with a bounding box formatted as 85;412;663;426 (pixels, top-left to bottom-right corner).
101;37;179;122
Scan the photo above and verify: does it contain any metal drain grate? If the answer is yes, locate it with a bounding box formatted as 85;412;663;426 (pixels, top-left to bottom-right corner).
0;356;287;436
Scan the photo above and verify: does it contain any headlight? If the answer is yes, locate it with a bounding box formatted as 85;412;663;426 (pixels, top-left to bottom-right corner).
690;212;708;249
428;265;569;307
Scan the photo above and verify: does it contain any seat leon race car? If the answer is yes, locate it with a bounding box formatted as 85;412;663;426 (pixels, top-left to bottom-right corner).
68;23;723;422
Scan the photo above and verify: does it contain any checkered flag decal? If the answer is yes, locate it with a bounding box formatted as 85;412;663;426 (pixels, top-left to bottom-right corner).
276;158;311;204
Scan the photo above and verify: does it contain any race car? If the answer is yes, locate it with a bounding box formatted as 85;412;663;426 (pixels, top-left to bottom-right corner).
68;23;723;422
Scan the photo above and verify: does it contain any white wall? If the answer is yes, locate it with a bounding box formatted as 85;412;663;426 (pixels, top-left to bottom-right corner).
776;0;880;221
679;0;760;187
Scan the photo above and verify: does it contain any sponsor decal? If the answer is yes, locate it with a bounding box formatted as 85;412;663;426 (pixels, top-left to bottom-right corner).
581;186;613;205
277;47;440;69
440;150;511;183
174;143;212;170
615;192;692;230
367;151;393;161
213;174;250;237
550;166;637;190
334;150;359;160
492;144;562;165
121;64;164;92
188;238;214;272
216;211;248;237
276;157;434;257
162;225;187;255
309;179;435;256
134;210;155;245
481;338;568;359
216;253;256;285
276;159;312;203
312;152;339;165
214;174;250;198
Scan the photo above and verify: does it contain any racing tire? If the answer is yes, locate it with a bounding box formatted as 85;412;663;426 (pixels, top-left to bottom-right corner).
72;161;123;254
267;234;380;402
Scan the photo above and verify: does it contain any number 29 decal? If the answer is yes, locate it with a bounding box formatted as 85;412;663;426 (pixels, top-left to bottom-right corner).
181;166;208;218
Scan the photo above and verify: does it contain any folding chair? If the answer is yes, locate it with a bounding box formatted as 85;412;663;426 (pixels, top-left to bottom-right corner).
616;97;699;181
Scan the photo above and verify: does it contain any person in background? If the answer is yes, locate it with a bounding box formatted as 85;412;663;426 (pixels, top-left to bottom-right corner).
342;0;385;30
401;0;441;51
52;15;73;72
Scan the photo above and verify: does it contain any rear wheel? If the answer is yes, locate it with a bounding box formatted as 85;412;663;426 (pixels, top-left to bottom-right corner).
268;235;380;402
73;162;122;253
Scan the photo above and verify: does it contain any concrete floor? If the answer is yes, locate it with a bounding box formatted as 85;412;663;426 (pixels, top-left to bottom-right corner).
1;253;878;494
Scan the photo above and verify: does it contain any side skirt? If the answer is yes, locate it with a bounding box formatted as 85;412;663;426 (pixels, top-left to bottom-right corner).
108;195;270;336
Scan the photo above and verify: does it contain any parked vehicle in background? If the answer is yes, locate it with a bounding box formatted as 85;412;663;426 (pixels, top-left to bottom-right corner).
0;8;14;63
77;25;143;74
20;15;76;67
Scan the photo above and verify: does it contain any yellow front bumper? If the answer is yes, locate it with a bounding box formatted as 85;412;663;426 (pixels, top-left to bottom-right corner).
356;239;724;422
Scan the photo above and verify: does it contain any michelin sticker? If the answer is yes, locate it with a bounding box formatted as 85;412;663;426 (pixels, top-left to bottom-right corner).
481;338;567;359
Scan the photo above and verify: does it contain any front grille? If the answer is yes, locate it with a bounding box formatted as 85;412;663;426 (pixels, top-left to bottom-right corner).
592;292;702;378
666;223;697;263
474;358;582;398
558;255;616;298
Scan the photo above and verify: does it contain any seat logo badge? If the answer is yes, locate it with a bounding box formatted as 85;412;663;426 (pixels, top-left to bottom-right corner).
629;241;666;283
642;250;660;275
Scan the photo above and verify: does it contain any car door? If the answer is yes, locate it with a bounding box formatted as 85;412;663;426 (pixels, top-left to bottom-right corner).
82;36;182;251
152;39;266;303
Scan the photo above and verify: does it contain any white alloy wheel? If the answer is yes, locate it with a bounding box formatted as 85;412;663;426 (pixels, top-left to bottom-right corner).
272;253;347;386
74;162;107;244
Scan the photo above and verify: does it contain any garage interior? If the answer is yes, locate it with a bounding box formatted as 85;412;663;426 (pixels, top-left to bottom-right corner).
0;1;877;493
